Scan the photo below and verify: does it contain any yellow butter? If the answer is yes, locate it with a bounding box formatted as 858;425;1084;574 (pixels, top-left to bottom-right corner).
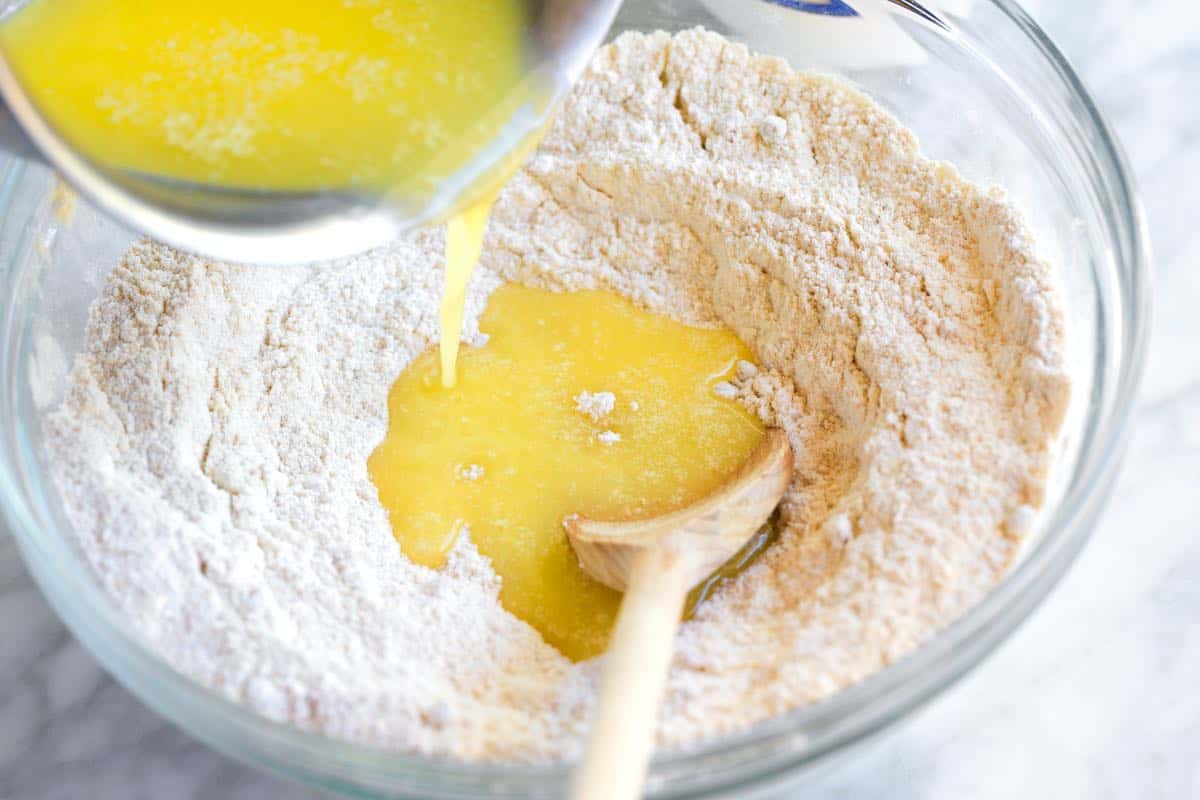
369;284;766;660
0;0;528;192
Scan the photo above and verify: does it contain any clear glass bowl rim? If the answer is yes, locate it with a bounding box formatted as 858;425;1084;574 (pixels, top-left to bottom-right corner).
0;1;1151;797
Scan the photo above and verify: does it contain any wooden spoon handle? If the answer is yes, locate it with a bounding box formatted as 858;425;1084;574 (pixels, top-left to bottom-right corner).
571;545;691;800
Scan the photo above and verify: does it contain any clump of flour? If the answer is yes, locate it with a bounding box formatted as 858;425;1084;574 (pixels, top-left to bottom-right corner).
45;30;1069;761
574;390;616;421
456;464;485;481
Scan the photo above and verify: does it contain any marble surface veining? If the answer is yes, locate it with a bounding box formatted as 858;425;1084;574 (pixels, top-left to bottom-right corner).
2;0;1198;797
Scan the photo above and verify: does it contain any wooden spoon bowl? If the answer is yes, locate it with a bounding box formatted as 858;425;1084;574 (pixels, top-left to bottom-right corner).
565;428;793;800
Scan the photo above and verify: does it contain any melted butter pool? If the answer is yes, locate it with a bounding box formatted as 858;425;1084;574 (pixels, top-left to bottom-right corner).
369;284;767;660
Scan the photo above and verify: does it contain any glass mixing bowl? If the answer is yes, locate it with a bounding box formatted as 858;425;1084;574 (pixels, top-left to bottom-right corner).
0;0;1149;797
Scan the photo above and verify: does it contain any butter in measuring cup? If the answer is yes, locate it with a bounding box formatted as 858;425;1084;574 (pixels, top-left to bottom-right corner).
0;0;533;193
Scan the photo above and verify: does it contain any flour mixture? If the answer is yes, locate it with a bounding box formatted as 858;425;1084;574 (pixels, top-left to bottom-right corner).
45;30;1071;761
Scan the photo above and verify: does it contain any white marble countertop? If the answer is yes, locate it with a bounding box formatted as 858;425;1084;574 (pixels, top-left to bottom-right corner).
2;1;1198;798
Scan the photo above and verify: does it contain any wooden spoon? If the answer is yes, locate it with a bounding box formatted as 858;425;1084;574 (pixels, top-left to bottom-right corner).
565;428;793;800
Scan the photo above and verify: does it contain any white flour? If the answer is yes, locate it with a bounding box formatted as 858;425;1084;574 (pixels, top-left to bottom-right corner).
45;30;1070;761
574;390;616;422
